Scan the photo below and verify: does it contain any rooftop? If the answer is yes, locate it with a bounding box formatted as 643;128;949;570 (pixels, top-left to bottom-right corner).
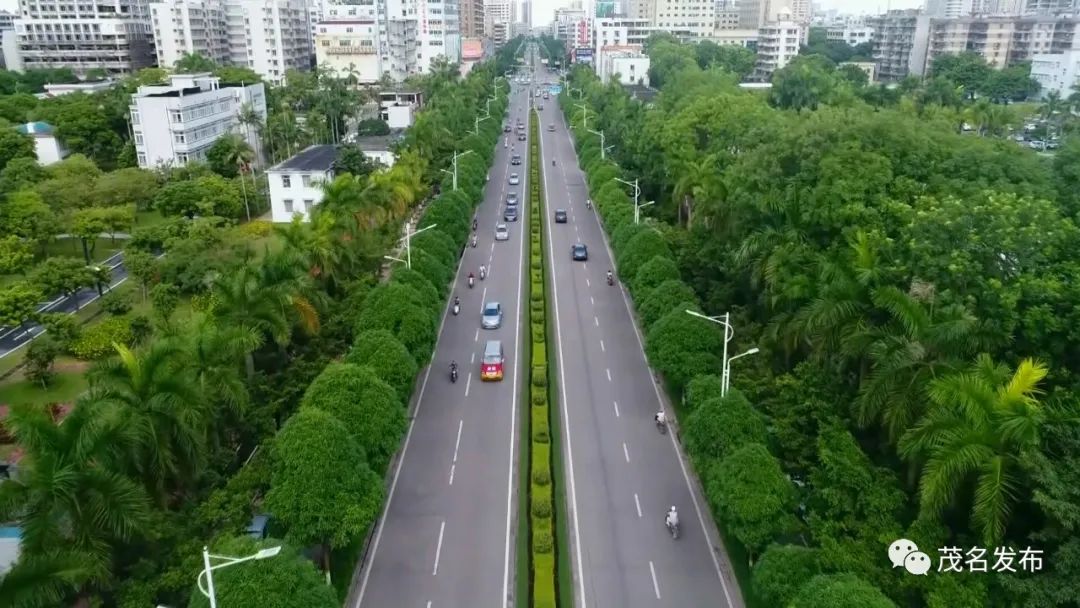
353;134;401;151
14;121;55;136
271;144;339;172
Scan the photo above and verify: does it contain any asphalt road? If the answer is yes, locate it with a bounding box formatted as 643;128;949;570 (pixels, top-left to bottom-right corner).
537;71;747;607
351;75;532;608
0;251;130;359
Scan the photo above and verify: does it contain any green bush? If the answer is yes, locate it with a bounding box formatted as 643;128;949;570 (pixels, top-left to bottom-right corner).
531;494;552;518
532;467;551;486
347;330;419;401
618;230;673;280
69;317;133;360
532;529;554;554
532;391;546;406
532;327;545;343
531;365;547;387
533;425;549;443
531;289;543;302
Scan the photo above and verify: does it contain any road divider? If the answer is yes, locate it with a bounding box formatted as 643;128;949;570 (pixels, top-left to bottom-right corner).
528;108;559;608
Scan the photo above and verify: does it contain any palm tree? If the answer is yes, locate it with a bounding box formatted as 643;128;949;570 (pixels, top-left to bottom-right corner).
899;355;1049;547
672;154;721;228
854;285;992;443
0;549;104;608
210;265;292;378
85;342;207;502
0;401;149;594
214;133;257;220
274;214;355;292
236;103;265;169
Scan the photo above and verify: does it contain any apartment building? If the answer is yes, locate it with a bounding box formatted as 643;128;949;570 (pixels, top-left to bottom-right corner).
755;7;805;80
150;0;230;68
485;0;510;43
130;72;267;168
149;0;312;83
1030;47;1080;95
1024;0;1075;14
553;6;589;54
868;9;933;81
651;0;716;38
927;0;982;18
460;0;484;38
13;0;155;75
826;19;874;46
314;19;381;81
598;50;650;85
593;16;654;53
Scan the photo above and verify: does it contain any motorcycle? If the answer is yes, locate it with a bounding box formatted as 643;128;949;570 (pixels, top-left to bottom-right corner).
586;199;592;209
656;418;667;435
450;366;458;383
479;266;486;280
607;273;615;286
666;517;680;539
453;302;460;315
552;159;556;166
468;275;475;288
472;235;478;248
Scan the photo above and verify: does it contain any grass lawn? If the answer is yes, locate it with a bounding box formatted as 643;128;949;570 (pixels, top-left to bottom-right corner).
40;237;123;265
0;367;88;407
135;209;172;229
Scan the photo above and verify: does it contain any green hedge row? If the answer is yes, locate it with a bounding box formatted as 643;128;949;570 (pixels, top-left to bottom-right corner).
527;110;558;608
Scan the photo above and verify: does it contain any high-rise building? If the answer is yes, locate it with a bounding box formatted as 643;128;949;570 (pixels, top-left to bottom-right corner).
926;0;981;18
460;0;485;38
149;0;312;83
868;9;932;81
486;0;511;42
14;0;155;75
522;0;531;28
1024;0;1074;14
650;0;716;37
755;7;805;79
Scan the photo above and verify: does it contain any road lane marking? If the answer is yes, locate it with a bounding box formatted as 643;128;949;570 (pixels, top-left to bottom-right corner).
613;401;620;417
590;296;594;306
465;373;472;396
540;112;588;608
475;329;479;342
482;286;488;304
606;368;612;382
649;561;661;599
449;464;455;485
433;521;446;575
471;352;476;364
585;278;590;287
600;340;605;352
634;493;642;518
623;442;630;463
453;419;463;463
427;602;432;608
594;316;599;327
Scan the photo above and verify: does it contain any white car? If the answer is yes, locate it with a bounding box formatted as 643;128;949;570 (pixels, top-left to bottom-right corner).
508;173;520;185
494;223;510;241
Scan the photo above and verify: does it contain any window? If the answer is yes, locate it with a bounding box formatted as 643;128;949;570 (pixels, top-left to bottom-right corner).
137;152;147;165
303;198;314;211
134;133;144;145
282;175;291;188
301;174;312;187
284;199;294;212
170;110;182;123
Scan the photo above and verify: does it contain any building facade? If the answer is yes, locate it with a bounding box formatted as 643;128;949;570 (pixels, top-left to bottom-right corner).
460;0;484;38
599;51;650;85
14;0;155;75
314;18;382;81
826;19;874;46
868;9;933;81
486;0;511;43
130;72;267;169
755;8;805;80
1030;47;1080;94
149;0;312;83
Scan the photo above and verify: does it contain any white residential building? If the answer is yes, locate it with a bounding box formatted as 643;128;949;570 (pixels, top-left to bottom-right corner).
486;0;511;43
129;72;267;169
13;0;155;76
269;144;336;222
1031;48;1080;96
599;51;650;85
826;20;874;46
650;0;715;37
150;0;230;68
755;8;805;80
378;91;422;128
927;0;982;18
148;0;312;83
315;18;382;81
15;121;68;165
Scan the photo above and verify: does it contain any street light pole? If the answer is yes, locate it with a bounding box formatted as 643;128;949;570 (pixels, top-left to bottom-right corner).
684;309;759;397
472;114;490;135
614;177;653;223
574;103;589;129
198;545;282;608
588;128;606;159
385;222;437;269
441;149;474;191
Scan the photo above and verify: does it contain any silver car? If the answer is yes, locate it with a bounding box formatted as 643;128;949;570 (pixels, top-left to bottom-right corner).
482;301;503;329
508;173;520;185
495;223;510;241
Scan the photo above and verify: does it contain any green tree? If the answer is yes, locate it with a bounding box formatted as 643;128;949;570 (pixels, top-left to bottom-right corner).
3;190;58;254
346;329;419;401
174;52;218;73
752;544;821;607
684;390;768;462
93;167;159;210
124;249;158;301
87;341;207;501
706;443;799;562
0;281;41;328
0;156;46;193
300;362;407;474
354;282;437;362
645;308;722;395
0;235;35;275
264;408;385;575
0;549;103;608
899;355;1051;547
149;282;180;320
185;538;337;608
0;128;37;173
0;400;150;594
24;336;62;388
770;55;840;112
789;574;896;608
69;207;110;264
205;132;255;179
29;258;93;310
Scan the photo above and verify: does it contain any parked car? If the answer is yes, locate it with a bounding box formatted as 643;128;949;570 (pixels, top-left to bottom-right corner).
554;209;567;223
571;243;588;261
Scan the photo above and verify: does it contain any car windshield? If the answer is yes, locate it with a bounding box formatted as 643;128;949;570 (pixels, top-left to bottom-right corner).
484;304;499;315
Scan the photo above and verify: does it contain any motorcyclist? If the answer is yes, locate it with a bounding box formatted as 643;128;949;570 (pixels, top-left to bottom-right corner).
450;360;458;379
473;217;479;231
607;269;614;285
552;158;556;166
586;198;592;209
472;233;478;247
454;296;460;307
655;410;667;426
468;272;475;287
666;506;679;530
479;264;486;280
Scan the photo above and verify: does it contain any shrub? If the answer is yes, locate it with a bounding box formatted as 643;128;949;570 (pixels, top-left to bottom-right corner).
532;467;551;486
753;544;822;607
69;317;133;360
532;327;545;343
685;374;724;410
532;391;546;406
632;255;680;297
618;230;672;280
531;365;547;387
685;390;769;462
346;329;418;403
533;425;549;443
232;219;272;239
788;574;896;608
705;444;800;557
612;221;647;254
531;494;552;518
532;529;554;554
645;308;723;396
100;289;133;316
639;281;699;328
390;267;440;310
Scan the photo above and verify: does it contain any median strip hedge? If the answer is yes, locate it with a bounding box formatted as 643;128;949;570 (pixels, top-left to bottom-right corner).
528;108;558;608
